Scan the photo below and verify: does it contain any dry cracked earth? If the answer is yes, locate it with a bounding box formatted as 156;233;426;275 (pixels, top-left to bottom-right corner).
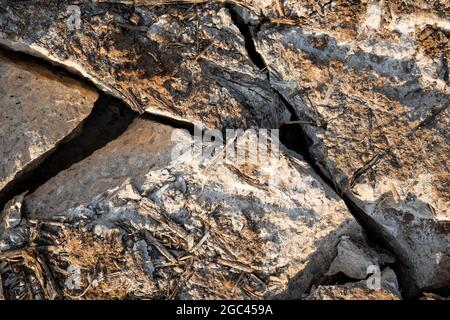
0;0;449;300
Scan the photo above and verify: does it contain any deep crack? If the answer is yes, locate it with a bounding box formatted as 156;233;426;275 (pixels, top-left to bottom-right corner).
0;94;138;212
226;6;418;298
228;6;267;70
0;7;441;298
0;47;198;213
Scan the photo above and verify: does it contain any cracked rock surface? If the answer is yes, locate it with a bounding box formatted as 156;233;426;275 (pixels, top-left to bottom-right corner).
307;277;401;300
0;0;289;129
0;49;98;197
22;117;370;299
0;0;448;300
253;0;450;295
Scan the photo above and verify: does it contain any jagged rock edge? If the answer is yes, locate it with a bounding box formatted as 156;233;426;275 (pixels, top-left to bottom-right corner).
0;8;412;298
226;7;419;297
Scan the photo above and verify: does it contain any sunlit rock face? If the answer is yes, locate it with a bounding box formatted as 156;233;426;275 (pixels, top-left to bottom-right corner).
23;117;372;299
253;0;450;294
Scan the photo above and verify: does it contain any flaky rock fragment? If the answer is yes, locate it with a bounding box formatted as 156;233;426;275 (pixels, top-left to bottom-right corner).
325;237;394;280
0;49;98;196
419;292;449;300
254;1;450;294
0;0;289;129
0;193;29;252
23;117;373;299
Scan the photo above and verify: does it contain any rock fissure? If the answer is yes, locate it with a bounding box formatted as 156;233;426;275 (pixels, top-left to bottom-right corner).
0;92;138;213
0;46;201;213
0;4;422;299
225;6;449;299
0;0;448;301
0;39;389;299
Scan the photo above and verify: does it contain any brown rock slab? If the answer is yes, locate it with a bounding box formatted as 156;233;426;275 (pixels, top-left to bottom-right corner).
0;1;289;129
254;1;450;294
0;50;98;196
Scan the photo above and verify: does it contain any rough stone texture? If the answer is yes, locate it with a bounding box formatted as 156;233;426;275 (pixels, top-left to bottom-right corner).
0;0;289;129
22;117;372;299
0;194;28;252
0;49;98;196
309;256;402;300
325;237;395;280
24;118;174;217
0;0;448;300
307;281;401;300
253;1;450;294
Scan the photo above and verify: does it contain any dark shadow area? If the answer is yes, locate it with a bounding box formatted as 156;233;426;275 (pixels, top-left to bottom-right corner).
271;219;358;299
341;193;450;299
279;108;420;298
228;5;301;125
225;8;415;299
319;272;362;287
0;3;446;301
282;118;450;299
341;194;415;297
280;122;333;185
0;43;201;213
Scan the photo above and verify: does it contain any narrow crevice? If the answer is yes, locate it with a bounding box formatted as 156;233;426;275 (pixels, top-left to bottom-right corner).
0;11;431;299
141;112;196;136
0;94;138;212
279;95;448;299
279;122;407;269
319;272;363;287
279;95;417;299
227;7;415;298
226;7;338;191
228;6;267;70
340;195;421;298
0;92;202;213
228;6;300;123
0;45;202;213
227;7;341;207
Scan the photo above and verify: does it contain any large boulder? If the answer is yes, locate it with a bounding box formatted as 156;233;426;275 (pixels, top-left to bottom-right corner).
0;0;446;300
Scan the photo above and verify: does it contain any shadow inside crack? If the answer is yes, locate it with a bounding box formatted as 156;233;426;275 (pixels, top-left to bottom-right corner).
0;94;138;212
